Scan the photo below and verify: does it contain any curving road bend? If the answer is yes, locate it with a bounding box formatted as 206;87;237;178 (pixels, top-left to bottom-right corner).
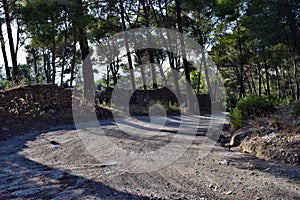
0;115;299;199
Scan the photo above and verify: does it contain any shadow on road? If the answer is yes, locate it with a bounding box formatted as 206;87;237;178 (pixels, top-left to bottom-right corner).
0;129;152;199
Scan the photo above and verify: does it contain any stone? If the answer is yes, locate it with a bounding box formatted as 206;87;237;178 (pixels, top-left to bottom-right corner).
230;129;260;146
225;190;233;195
218;159;230;165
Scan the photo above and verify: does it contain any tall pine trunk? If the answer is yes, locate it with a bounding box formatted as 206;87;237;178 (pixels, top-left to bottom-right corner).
32;49;39;83
3;0;18;83
74;0;95;99
237;22;245;98
175;0;193;109
0;20;11;81
70;33;77;88
120;0;136;91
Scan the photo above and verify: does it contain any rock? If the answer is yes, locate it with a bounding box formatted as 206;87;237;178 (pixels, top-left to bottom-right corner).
230;129;260;146
225;190;233;195
218;159;230;165
99;161;119;167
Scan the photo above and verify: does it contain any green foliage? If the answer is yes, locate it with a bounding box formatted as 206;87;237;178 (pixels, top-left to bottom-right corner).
271;97;294;107
229;95;275;131
226;94;238;110
292;101;300;117
229;107;242;131
0;79;7;90
236;95;274;119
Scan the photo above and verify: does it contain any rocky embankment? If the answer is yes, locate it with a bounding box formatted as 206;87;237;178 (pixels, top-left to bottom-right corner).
228;101;300;166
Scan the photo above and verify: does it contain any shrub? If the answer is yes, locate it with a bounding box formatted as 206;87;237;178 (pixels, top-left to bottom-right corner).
226;94;238;110
236;95;274;119
229;95;275;132
271;97;293;107
292;101;300;117
0;79;6;90
229;107;243;131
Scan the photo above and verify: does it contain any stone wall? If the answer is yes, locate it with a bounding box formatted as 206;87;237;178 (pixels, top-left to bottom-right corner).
0;84;73;135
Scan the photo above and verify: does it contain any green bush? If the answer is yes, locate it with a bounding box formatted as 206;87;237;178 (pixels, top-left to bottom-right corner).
271;97;293;107
226;94;238;110
236;95;274;119
229;107;242;131
229;95;275;131
0;79;6;90
292;101;300;117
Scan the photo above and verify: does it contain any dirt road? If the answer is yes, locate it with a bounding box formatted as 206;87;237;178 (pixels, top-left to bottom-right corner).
0;115;299;199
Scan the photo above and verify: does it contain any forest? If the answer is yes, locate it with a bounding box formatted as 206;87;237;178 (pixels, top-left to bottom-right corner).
0;0;299;102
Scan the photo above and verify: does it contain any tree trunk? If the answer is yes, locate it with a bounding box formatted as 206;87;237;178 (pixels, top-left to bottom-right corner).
74;0;95;99
70;33;77;88
61;9;68;87
287;67;295;98
275;66;281;99
141;0;158;89
43;50;51;83
120;0;136;91
136;50;147;90
175;0;193;109
0;20;11;81
106;65;110;87
3;0;18;83
156;55;168;86
249;66;257;95
237;22;245;98
292;59;299;100
281;68;286;98
32;49;39;83
51;44;56;84
170;53;182;102
263;50;271;97
256;64;262;96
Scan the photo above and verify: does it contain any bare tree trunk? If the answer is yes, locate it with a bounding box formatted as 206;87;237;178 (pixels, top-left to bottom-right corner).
141;0;157;89
175;0;193;109
74;0;95;99
292;59;299;100
60;38;67;87
32;49;39;83
106;65;110;87
249;66;257;95
60;9;68;87
275;66;281;99
43;50;51;83
136;50;147;90
3;0;18;83
70;33;77;87
237;22;245;98
202;52;213;98
263;50;271;97
196;58;203;94
0;20;11;81
120;0;136;91
287;67;295;98
51;43;56;84
243;70;253;94
256;64;262;96
281;68;286;98
156;55;168;86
